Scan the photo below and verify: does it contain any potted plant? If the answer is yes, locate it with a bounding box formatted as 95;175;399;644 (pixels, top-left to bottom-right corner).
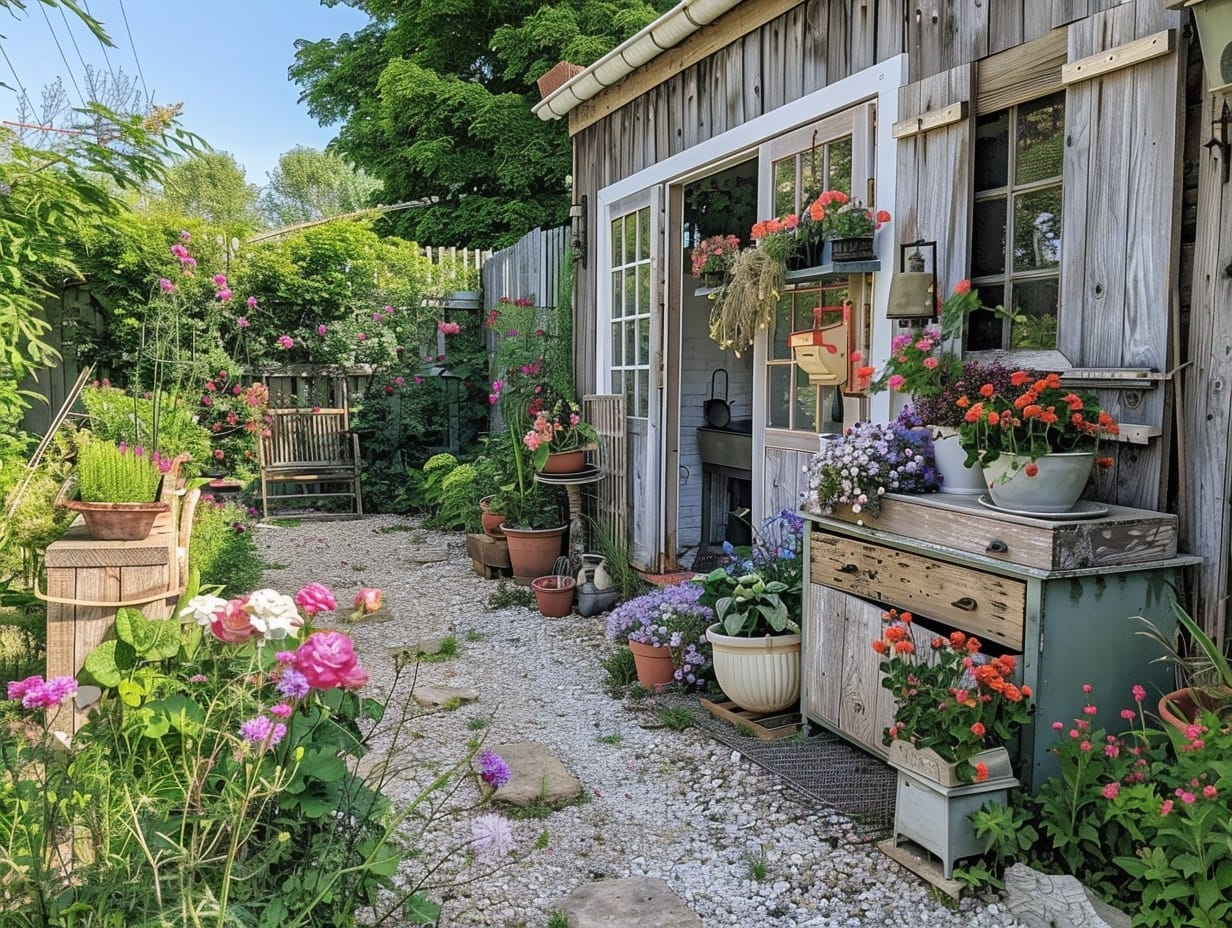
689;233;742;289
799;421;939;518
955;370;1119;513
875;608;1033;878
696;510;804;713
523;393;598;474
604;583;714;689
1135;604;1232;731
707;217;797;356
62;438;173;540
497;427;567;580
808;190;890;262
531;572;577;617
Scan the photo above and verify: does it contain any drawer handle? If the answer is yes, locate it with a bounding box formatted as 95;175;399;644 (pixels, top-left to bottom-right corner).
986;539;1008;554
951;596;978;611
838;563;860;575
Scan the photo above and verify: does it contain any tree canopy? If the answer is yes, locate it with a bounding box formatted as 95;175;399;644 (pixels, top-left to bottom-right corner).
290;0;672;249
260;146;382;227
158;152;261;234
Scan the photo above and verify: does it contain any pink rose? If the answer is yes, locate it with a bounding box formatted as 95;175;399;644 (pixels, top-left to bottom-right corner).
354;588;382;613
295;582;337;616
211;598;257;643
293;632;369;689
887;374;905;390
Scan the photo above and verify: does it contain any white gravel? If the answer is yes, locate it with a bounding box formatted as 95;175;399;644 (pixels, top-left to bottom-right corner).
257;515;1026;928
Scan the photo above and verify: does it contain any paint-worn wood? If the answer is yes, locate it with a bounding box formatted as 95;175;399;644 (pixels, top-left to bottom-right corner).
568;0;804;136
762;10;787;113
802;0;828;94
810;533;1027;649
683;63;701;151
627;418;653;569
987;0;1024;54
1061;28;1174;85
820;492;1178;570
805;581;841;725
1051;0;1090;28
783;3;807;101
891;101;966;139
825;0;852;84
1182;82;1232;648
585;394;628;558
838;582;886;753
258;408;363;518
742;31;764;119
975;27;1066;113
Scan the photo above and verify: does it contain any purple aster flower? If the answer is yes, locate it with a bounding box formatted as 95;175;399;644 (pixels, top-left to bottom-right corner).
189;674;208;684
277;667;310;699
241;716;273;742
476;750;511;788
471;813;514;858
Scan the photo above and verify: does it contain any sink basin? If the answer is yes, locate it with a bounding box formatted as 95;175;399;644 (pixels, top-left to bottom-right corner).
697;426;752;473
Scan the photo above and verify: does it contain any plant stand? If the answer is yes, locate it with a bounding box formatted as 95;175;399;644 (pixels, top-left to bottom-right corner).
886;741;1017;880
534;467;601;573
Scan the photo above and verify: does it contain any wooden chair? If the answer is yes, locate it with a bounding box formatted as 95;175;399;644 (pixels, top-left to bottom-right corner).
258;408;363;519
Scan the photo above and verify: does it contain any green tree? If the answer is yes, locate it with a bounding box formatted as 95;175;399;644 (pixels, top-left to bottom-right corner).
290;0;671;248
260;145;382;227
158;152;261;233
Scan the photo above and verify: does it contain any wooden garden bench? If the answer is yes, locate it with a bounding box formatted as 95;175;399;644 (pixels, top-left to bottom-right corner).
258;408;363;519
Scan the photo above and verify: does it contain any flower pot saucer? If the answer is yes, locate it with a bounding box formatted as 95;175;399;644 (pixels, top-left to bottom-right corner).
977;495;1109;521
533;465;601;485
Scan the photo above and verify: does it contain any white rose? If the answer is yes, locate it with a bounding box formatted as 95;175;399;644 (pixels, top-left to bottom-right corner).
179;594;228;627
246;589;303;640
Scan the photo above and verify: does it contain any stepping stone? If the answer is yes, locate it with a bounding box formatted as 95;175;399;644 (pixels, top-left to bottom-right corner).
406;546;448;563
412;685;479;709
561;878;701;927
488;741;583;807
388;638;448;659
1005;864;1131;928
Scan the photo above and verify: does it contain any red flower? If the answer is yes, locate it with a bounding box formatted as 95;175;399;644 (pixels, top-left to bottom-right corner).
970;722;986;737
973;762;989;782
1024;462;1039;477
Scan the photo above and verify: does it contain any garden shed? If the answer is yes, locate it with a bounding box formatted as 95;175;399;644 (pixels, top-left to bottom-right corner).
535;0;1231;646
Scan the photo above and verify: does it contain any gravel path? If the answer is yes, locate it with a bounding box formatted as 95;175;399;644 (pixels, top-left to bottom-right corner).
257;515;1025;928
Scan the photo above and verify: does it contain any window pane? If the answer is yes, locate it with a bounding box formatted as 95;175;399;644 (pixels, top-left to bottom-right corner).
771;297;792;359
638;317;649;365
637;370;649;417
638;208;651;260
827;137;853;196
638;264;650;314
611;218;623;266
611;370;621;394
974;111;1010;191
972;198;1008;276
1012;187;1062;270
964;284;1005;352
624;318;636;370
623;217;637;265
624;269;637;316
1016;92;1065;185
1009;278;1059;349
768;365;791;428
610;323;622;365
794;368;819;432
774;158;795;217
611;271;623;318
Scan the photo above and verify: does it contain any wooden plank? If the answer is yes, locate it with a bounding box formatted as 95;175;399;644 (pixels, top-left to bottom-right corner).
1051;0;1090;28
567;0;803;136
891;101;967;140
811;533;1027;649
975;27;1066;113
1061;28;1174;85
825;0;852;84
875;0;906;62
819;493;1178;570
782;2;806;102
877;839;965;900
763;10;787;112
987;0;1024;55
699;698;800;739
802;0;827;94
805;582;840;725
837;582;885;754
742;31;763;120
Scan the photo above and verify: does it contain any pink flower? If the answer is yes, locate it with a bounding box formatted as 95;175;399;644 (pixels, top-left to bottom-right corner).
213;274;228;287
211;598;257;643
1102;782;1120;799
1132;684;1146;703
1161;799;1174;816
159;278;175;292
438;321;461;336
357;332;367;341
1177;789;1196;805
295;582;337;616
887;374;905;390
353;588;382;614
277;335;295;350
1120;708;1135;720
1082;683;1093;693
922;356;939;369
1083;705;1097;715
1203;785;1218;799
317;324;327;336
246;296;258;308
269;703;293;718
216;288;233;302
1052;721;1064;730
237;317;250;328
7;674;77;709
394;376;405;386
1079;740;1091;752
292;632;369;689
179;230;191;241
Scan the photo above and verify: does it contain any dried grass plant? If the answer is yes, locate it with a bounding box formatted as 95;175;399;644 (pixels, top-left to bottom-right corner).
707;242;790;357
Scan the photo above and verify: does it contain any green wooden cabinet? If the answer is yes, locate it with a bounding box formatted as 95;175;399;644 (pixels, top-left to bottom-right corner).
801;495;1198;791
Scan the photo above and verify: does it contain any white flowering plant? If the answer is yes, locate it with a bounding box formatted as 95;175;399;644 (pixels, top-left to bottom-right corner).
799;421;940;517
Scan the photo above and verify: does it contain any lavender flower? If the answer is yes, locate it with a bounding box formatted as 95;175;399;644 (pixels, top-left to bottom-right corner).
801;422;940;517
471;813;515;858
277;667;311;699
240;715;287;747
7;675;77;709
475;750;511;788
605;583;713;645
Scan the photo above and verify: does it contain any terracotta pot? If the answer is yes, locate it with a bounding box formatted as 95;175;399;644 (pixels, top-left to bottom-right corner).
531;575;576;617
705;623;801;713
1158;686;1232;733
501;524;566;581
629;640;677;688
62;499;170;541
542;450;586;474
479;497;505;537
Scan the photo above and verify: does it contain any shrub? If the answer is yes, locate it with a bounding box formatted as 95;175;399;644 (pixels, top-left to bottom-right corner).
188;499;263;596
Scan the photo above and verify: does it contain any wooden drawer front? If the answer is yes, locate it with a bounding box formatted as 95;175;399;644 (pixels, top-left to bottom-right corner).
810;534;1026;649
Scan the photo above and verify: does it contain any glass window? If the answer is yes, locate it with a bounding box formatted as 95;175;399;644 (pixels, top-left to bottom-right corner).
766;282;848;433
610;205;653;417
969;91;1064;351
771;133;854;218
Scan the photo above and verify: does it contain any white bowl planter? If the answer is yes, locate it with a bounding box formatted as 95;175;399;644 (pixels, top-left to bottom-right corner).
705;623;801;713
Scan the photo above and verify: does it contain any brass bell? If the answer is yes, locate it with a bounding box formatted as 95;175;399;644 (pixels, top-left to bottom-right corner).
886;241;937;319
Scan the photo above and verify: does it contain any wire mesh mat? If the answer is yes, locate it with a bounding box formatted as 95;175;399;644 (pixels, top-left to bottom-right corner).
679;698;896;837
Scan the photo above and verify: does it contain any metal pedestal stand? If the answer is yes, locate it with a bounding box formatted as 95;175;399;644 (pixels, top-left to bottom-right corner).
534;466;601;572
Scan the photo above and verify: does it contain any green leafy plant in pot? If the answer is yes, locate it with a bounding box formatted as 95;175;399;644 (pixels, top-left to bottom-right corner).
63;438;172;540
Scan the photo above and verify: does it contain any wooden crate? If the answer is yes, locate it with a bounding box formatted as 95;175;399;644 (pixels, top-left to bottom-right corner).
825;493;1177;571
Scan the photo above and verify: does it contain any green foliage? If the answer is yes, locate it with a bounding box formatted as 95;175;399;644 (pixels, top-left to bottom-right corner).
80;384;212;466
75;439;163;502
697;568;793;638
487;581;535;611
290;0;671;247
261;146;383;226
743;847;769;882
654;706;694;732
601;646;636;691
157;151;261;232
0;427;75;578
187;500;263;596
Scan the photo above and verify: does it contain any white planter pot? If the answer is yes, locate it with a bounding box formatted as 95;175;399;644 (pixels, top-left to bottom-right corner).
705;623;801;713
981;451;1095;513
888;741;1017;879
930;426;985;496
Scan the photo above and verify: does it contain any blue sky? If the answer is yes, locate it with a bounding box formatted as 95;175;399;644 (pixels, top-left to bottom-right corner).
0;0;370;184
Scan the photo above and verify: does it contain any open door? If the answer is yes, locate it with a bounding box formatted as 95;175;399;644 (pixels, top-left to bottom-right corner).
600;188;664;571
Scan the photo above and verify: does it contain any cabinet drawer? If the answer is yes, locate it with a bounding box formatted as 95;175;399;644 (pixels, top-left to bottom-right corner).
810;534;1026;650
